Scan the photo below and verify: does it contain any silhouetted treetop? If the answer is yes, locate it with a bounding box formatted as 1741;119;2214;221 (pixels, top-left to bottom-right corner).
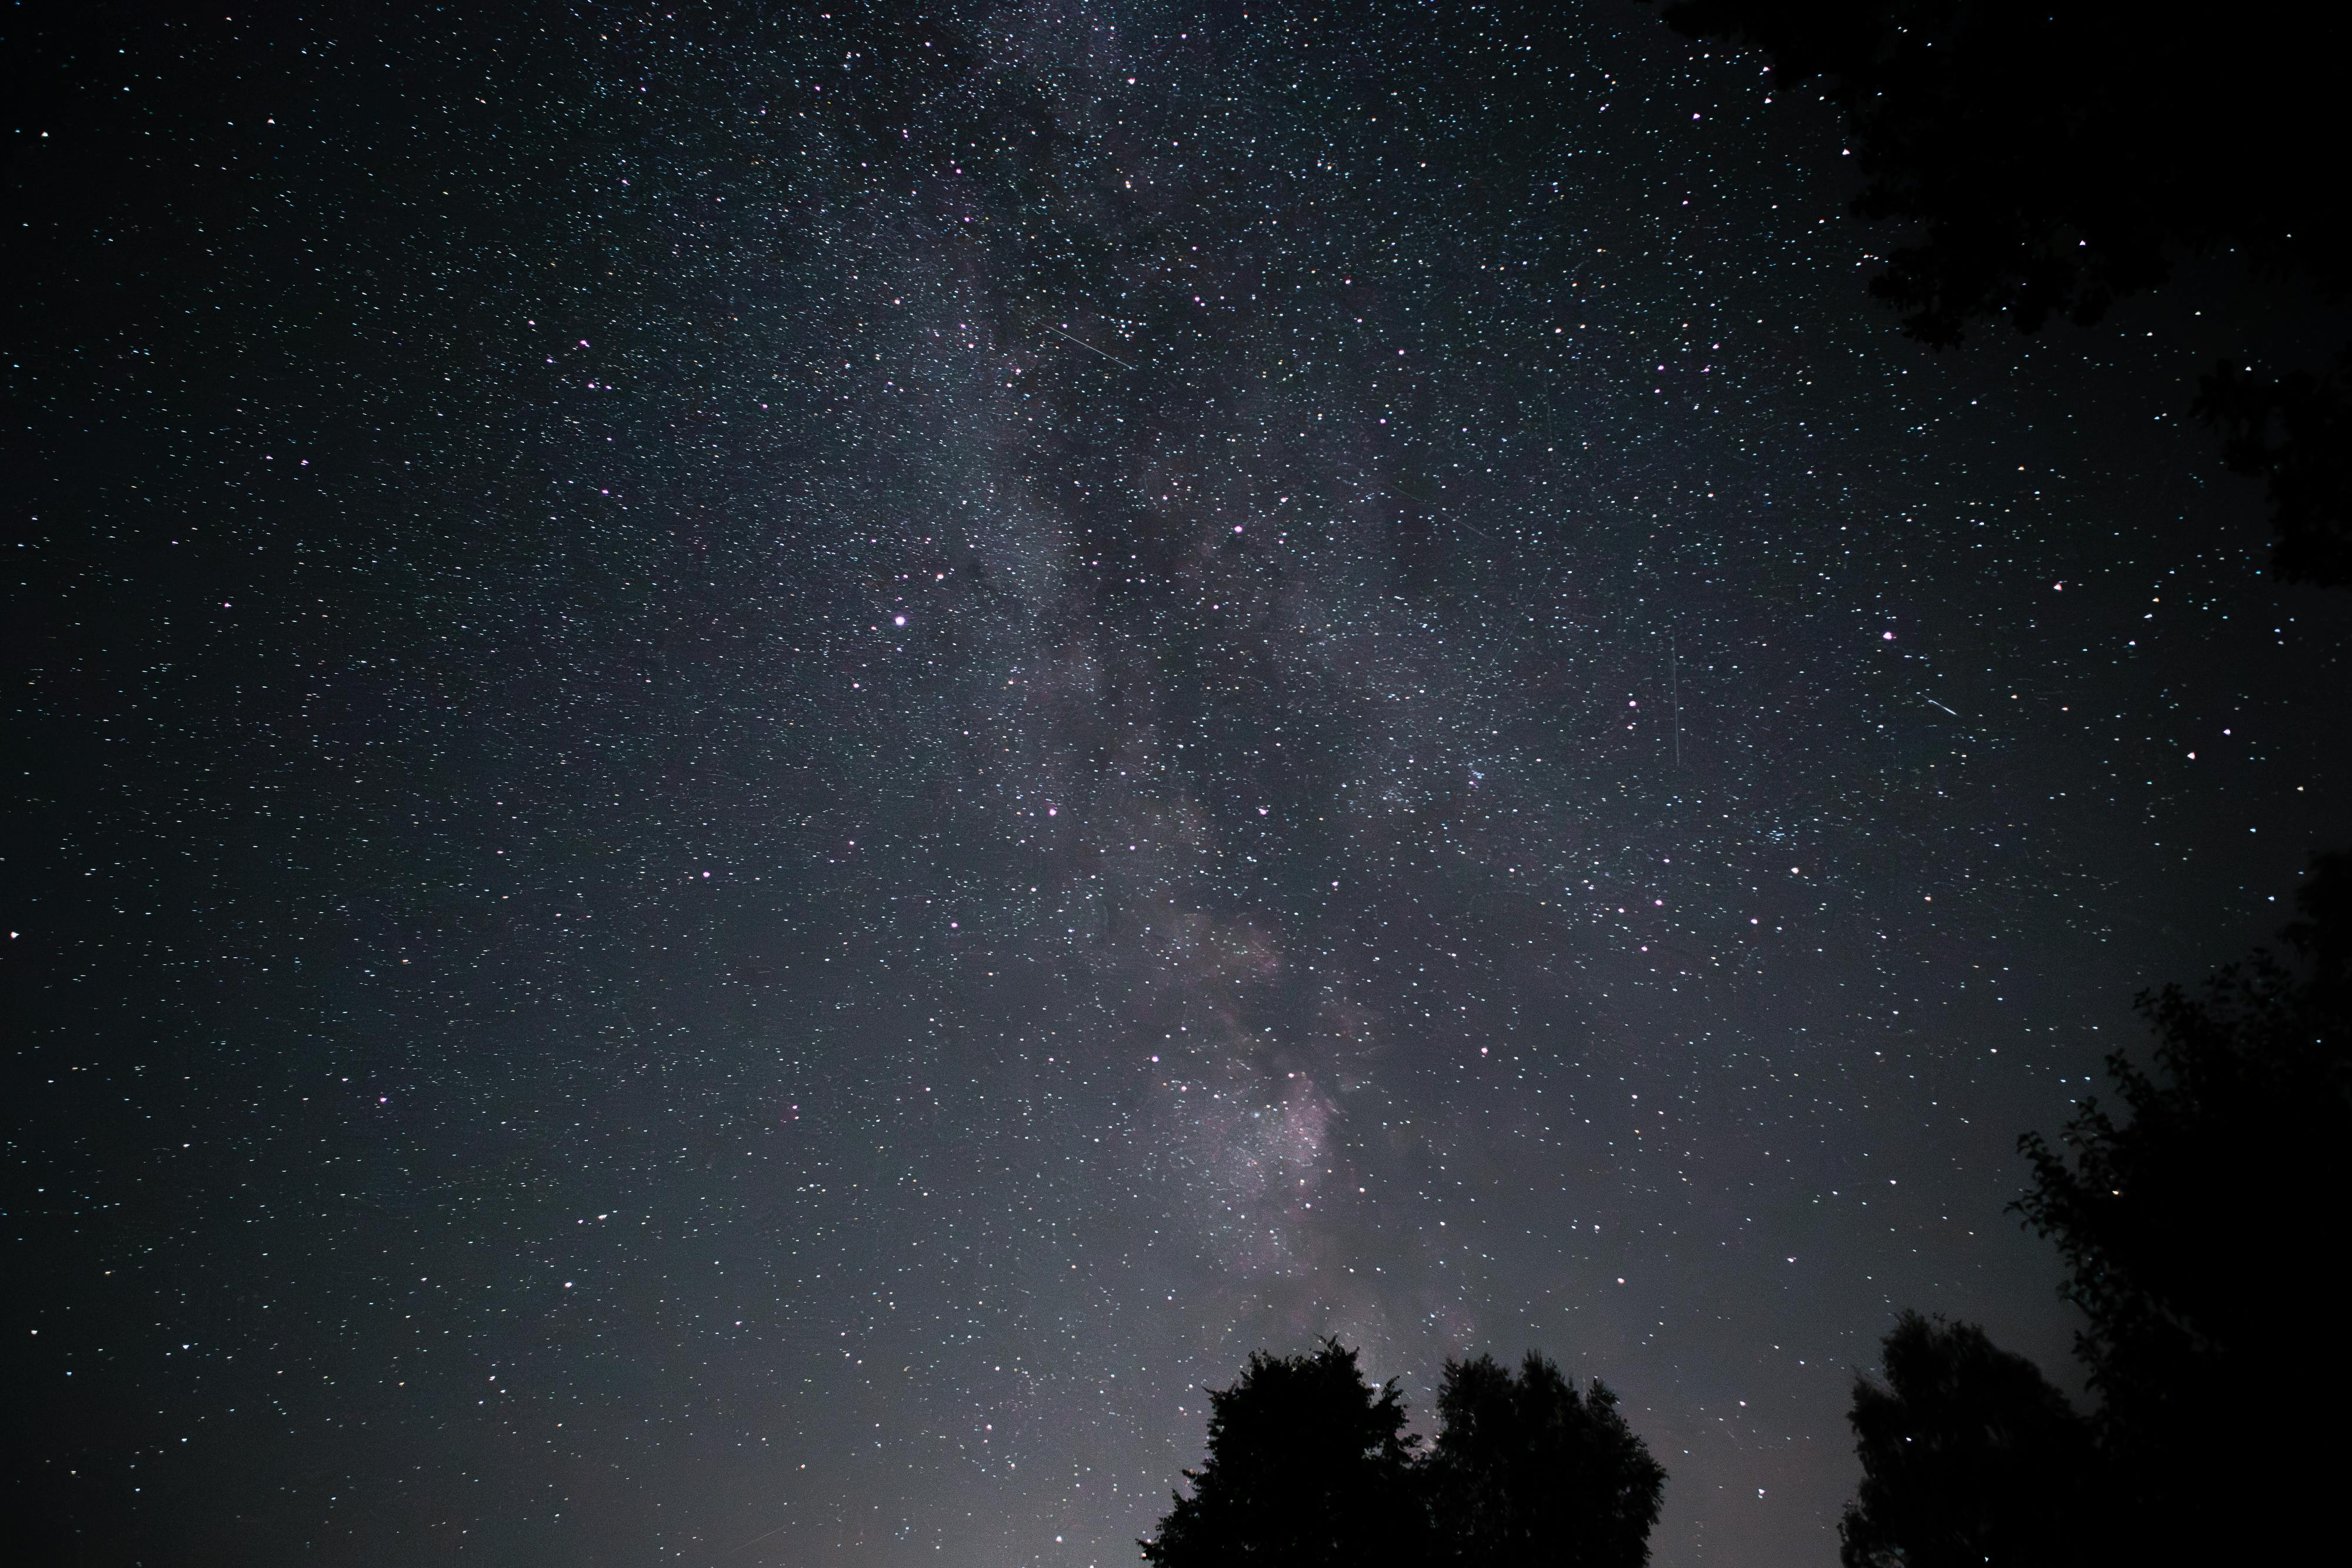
1645;2;2349;340
1838;1313;2097;1568
1631;2;2352;585
1427;1352;1666;1568
1143;1342;1669;1568
1140;1339;1427;1568
2012;848;2351;1559
1837;860;2350;1567
2194;351;2352;587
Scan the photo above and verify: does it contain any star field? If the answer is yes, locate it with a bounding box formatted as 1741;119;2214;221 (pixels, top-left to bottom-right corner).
10;4;2350;1566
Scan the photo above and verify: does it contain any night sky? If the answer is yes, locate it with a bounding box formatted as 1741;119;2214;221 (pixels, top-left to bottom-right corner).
11;4;2350;1565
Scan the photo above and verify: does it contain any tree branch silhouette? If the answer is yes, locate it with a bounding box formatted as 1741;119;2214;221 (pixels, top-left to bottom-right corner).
1631;1;2352;585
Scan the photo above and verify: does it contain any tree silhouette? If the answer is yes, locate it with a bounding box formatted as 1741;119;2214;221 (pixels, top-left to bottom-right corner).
2011;849;2352;1559
1628;1;2352;585
1144;1343;1669;1567
1837;1312;2099;1568
1425;1352;1666;1568
1835;854;2351;1560
1140;1339;1428;1568
2196;355;2352;590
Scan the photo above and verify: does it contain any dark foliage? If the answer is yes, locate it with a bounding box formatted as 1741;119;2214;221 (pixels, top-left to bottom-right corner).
1144;1343;1668;1568
1633;1;2352;585
2010;850;2352;1556
1644;2;2350;336
1837;853;2351;1562
1425;1352;1666;1568
1836;1313;2098;1568
2196;350;2352;587
1139;1340;1429;1568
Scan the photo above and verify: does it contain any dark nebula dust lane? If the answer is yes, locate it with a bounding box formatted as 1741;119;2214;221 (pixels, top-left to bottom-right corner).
11;4;2348;1566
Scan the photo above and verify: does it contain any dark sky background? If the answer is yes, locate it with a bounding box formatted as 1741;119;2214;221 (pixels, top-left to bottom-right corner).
9;3;2348;1565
